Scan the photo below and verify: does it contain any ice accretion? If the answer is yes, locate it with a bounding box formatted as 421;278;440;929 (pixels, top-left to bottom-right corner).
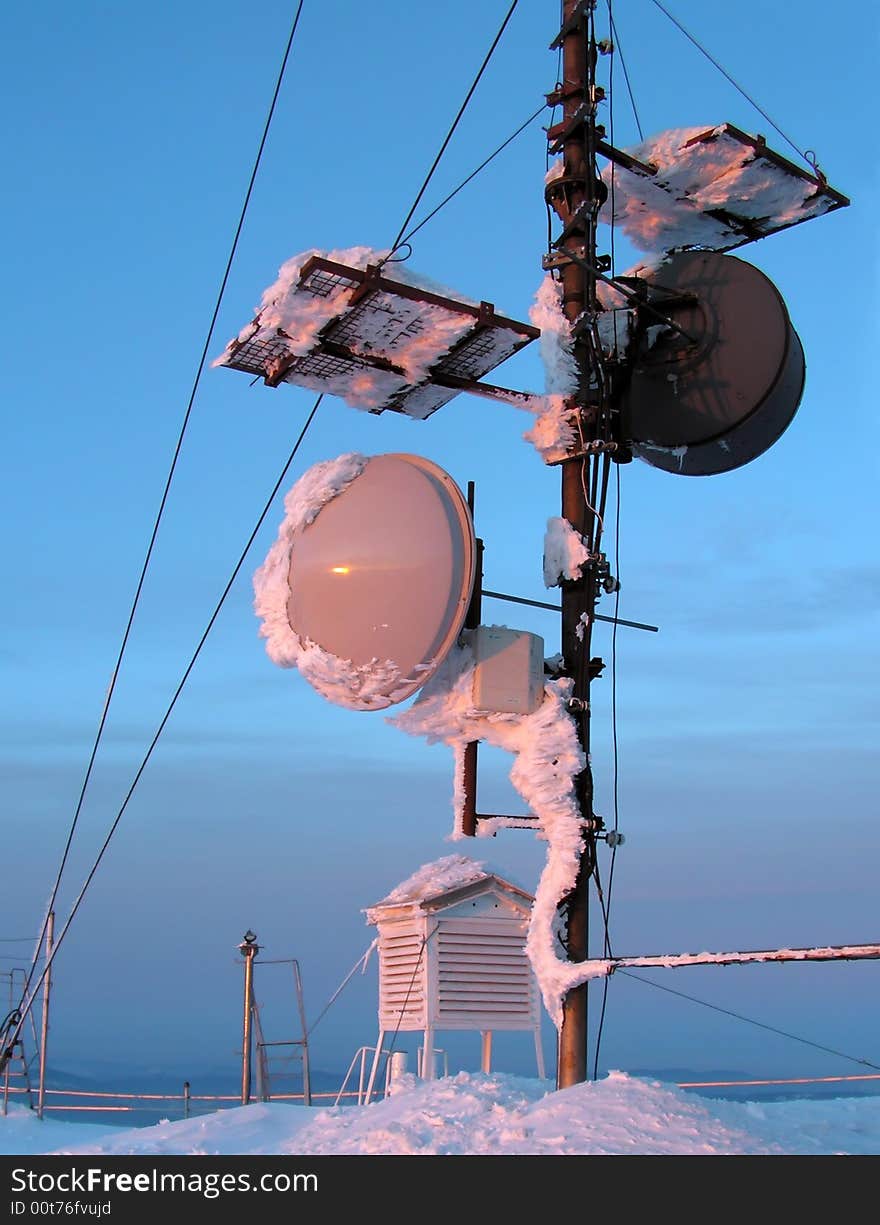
599;125;836;255
521;275;579;463
543;517;591;587
364;854;491;922
521;272;637;464
213;246;482;413
529;275;579;396
253;452;409;710
522;393;578;465
545;157;565;186
637;440;688;470
390;639;597;1027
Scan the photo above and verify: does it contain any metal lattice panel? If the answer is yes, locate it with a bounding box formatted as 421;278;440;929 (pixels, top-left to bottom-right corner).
215;255;539;418
299;266;360;298
325;290;428;353
390;383;459;420
225;332;292;378
435;328;523;380
286;350;367;380
592;123;850;256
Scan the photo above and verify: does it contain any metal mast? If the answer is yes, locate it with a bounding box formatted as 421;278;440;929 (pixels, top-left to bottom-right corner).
549;0;615;1088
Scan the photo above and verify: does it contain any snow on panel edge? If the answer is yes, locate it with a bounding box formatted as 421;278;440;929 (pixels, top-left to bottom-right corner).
599;126;836;255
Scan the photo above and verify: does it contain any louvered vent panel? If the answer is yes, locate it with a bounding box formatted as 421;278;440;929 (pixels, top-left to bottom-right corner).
378;926;427;1030
434;923;536;1029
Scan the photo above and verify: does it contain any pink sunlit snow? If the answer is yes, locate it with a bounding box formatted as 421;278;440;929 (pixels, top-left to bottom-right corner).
5;1072;879;1156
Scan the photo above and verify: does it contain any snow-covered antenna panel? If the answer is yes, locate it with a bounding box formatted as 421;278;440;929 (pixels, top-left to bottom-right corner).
255;452;476;711
216;254;538;420
624;251;805;476
595;123;849;256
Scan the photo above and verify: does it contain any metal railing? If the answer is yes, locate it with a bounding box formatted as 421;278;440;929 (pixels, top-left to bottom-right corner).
2;1084;360;1119
334;1046;396;1107
4;1070;879;1121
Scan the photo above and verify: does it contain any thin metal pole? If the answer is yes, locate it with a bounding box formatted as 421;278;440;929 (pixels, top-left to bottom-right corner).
555;0;602;1090
481;1030;493;1074
183;1080;191;1120
252;1002;269;1102
1;971;9;1115
239;933;259;1105
481;587;657;631
292;961;312;1107
461;481;484;837
37;912;54;1119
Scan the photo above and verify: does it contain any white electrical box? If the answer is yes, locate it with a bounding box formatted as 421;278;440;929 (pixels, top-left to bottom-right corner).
471;625;545;715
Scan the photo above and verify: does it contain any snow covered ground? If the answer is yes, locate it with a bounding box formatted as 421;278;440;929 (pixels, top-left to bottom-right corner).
3;1072;878;1156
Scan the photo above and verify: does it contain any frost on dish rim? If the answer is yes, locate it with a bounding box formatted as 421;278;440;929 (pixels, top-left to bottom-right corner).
253;452;411;711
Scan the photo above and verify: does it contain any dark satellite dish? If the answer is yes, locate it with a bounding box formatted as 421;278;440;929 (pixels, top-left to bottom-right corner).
286;453;476;710
624;251;805;476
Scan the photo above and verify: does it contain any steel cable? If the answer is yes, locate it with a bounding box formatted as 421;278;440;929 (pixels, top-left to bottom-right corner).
1;395;323;1070
4;1;310;1068
386;0;521;258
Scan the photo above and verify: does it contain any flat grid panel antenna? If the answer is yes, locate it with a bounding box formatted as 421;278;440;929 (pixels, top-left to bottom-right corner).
217;257;539;419
584;123;850;255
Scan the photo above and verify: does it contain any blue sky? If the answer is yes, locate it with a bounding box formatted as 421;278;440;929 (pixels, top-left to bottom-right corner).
2;0;877;1088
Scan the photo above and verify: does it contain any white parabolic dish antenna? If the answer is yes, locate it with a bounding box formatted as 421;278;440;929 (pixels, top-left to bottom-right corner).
283;453;476;711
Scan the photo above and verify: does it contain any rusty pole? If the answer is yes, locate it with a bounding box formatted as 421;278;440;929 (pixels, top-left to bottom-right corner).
239;931;259;1105
554;0;603;1089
